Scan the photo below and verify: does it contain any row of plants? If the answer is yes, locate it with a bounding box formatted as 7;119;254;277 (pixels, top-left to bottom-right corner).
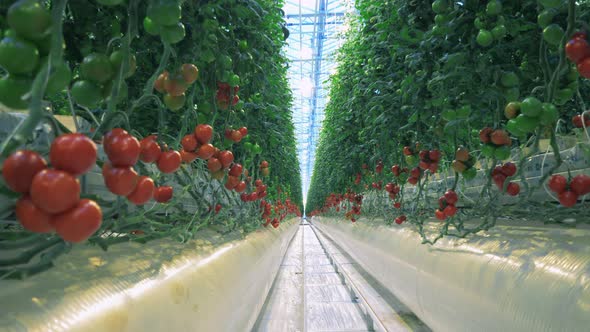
307;0;589;243
0;0;302;279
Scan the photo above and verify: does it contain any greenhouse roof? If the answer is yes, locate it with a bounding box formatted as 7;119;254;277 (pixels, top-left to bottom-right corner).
282;0;348;203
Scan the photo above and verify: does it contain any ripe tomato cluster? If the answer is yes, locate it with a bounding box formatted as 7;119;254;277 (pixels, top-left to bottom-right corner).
240;178;268;202
385;182;401;201
565;32;590;78
491;162;520;196
479;127;511;160
435;190;458;220
216;81;240;110
3;133;102;243
224;127;248;143
0;0;71;109
407;167;422;185
418;149;441;173
154;63;199;111
452;147;477;180
548;174;590;207
394;214;407;225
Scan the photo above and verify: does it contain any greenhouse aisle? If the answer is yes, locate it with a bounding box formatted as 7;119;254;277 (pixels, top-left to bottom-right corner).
253;221;426;332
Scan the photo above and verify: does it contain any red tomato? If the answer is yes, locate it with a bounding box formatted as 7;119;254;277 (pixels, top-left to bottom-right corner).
429;150;441;161
229;163;243;177
181;134;198;152
207;157;222;172
410;167;421;178
103;128;128;154
2;150;47;193
501;162;517;177
235;181;247;193
577;57;590;78
218;150;234;168
127;176;155;205
139;136;161;163
407;177;418;185
479;127;493;143
548;174;568;194
506;182;520;196
225;175;240;189
30;169;80;214
419;160;429;170
194;124;213;144
215;204;222;214
16;196;53;233
51;199;102;243
493;173;506;189
50;133;97;175
435;209;446;220
260;160;269;168
443;204;457;217
255;179;263;187
570;174;590;196
572;115;584;128
197;144;215;160
230;130;242;142
238;126;248;136
157;150;182;173
566;38;590;63
105;133;140;167
558;190;578;207
154;186;173;203
393;202;401;209
180;149;198;163
102;162;138;196
444;190;458;205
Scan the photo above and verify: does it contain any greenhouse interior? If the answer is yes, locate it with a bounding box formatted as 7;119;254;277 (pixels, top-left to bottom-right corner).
0;0;589;331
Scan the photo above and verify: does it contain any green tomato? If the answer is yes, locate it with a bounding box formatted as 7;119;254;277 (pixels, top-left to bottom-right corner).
97;0;124;5
486;0;502;15
492;25;507;39
238;40;248;51
494;145;511;160
40;59;71;94
71;80;103;108
147;1;181;26
405;155;417;165
506;119;525;136
474;17;485;29
220;55;233;69
520;96;542;117
463;167;477;180
253;144;262;154
539;0;563;9
537;9;556;28
456;105;471;118
543;24;564;46
0;36;39;74
160;22;185;44
197;113;209;124
481;144;495;158
243;142;253;151
476;29;494;47
500;71;519;87
432;0;448;14
504;87;520;102
109;50;137;78
229;74;240;87
514;113;541;133
201;49;216;63
0;75;32;109
432;25;447;36
434;14;449;25
442;109;457;121
539;103;559;125
80;53;113;84
7;0;51;41
199;101;213;114
143;17;160;36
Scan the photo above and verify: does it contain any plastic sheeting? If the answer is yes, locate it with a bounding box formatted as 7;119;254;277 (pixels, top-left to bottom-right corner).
0;220;298;332
314;217;590;332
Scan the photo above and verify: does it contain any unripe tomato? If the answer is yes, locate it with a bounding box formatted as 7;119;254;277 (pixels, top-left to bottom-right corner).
127;176;155;205
7;0;52;41
30;169;80;214
2;150;47;193
70;80;102;108
164;77;188;96
163;93;185;111
181;64;199;84
154;186;173;203
476;30;493;47
16;195;53;233
50;133;97;175
80;53;113;84
160;22;185;44
154;71;168;93
543;24;564;46
52;199;102;243
0;36;39;74
157;150;181;173
102;162;138;196
105;133;140;167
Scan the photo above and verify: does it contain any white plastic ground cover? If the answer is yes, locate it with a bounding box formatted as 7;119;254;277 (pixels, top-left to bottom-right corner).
0;219;298;332
314;217;590;332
